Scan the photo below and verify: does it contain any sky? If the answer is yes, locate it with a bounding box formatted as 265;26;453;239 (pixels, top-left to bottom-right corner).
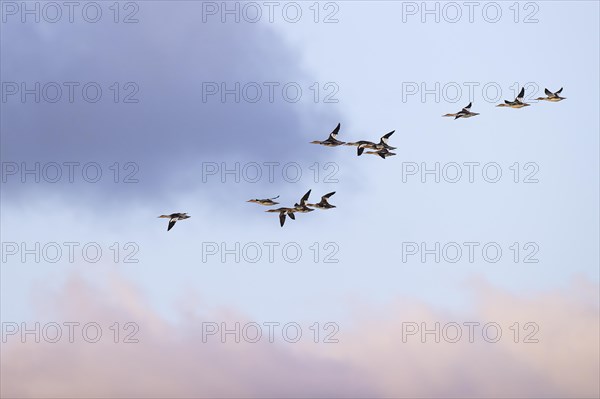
1;1;599;397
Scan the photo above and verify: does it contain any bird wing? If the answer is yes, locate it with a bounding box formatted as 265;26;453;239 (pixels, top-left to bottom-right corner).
299;189;311;206
329;123;341;139
357;146;365;156
319;192;335;206
544;88;553;97
465;102;472;110
380;131;395;144
279;213;286;227
322;191;336;200
516;87;525;102
555;87;563;94
167;219;177;231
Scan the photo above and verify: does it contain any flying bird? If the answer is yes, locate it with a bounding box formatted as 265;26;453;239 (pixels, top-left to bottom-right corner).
497;87;530;108
158;213;190;231
308;192;336;209
443;102;480;119
364;148;397;159
346;130;396;156
265;207;296;227
293;189;314;213
346;139;377;155
310;123;345;147
536;87;566;102
247;195;280;206
263;190;314;227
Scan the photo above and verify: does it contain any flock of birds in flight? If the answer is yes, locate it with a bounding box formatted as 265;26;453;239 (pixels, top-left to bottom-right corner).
158;86;566;229
444;87;566;119
249;190;336;227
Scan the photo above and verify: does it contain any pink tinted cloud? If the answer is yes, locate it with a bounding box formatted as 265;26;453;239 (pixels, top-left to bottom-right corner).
2;274;598;398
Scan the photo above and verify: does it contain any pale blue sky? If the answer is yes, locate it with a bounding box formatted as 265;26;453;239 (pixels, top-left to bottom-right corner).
1;1;598;326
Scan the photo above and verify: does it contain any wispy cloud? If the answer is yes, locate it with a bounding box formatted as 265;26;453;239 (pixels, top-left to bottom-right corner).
2;273;598;398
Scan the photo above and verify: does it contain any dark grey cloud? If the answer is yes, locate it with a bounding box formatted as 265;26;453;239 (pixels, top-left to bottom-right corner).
1;3;341;204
